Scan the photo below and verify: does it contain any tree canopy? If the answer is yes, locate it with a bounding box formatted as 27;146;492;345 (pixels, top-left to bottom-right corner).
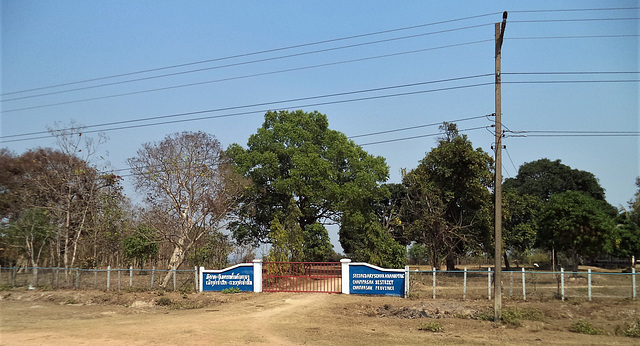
537;190;617;271
227;110;389;261
503;158;605;201
402;123;493;270
128;131;246;286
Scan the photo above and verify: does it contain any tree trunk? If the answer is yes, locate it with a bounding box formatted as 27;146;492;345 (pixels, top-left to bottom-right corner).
503;252;510;271
161;237;188;288
446;253;456;271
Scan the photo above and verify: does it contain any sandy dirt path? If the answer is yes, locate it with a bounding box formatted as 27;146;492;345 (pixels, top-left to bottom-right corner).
2;290;639;345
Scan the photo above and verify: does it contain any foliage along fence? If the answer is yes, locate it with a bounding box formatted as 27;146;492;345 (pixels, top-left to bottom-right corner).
409;267;639;301
0;266;199;292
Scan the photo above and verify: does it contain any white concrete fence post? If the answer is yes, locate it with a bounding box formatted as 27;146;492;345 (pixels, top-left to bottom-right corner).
340;259;351;294
194;266;198;292
432;267;436;299
522;267;526;301
129;266;133;288
463;267;467;300
253;259;263;293
107;265;111;291
587;269;591;301
633;268;637;300
173;266;177;291
404;266;410;297
561;268;565;301
488;267;492;300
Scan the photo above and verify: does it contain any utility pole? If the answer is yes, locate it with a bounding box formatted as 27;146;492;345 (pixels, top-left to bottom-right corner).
494;11;507;322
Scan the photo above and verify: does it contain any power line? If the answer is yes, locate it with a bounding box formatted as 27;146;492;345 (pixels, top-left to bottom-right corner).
1;74;492;139
503;79;640;84
106;116;494;178
357;126;487;146
2;40;493;113
510;7;639;13
510;17;639;23
504;147;519;174
1;15;500;98
505;130;640;138
508;34;639;40
348;115;490;139
0;82;494;144
503;71;639;75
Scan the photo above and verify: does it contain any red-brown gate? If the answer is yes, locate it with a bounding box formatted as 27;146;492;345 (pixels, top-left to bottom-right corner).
262;262;341;293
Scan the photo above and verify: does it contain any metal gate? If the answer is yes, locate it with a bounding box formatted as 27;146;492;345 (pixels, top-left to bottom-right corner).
262;262;341;293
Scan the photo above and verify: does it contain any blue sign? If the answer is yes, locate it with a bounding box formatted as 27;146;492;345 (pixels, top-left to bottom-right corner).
349;264;405;297
201;264;254;292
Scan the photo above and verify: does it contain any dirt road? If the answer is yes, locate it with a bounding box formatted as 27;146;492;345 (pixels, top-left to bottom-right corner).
1;289;638;345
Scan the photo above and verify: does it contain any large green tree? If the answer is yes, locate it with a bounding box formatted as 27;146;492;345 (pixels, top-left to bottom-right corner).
402;123;493;270
537;191;617;271
227;110;389;261
612;177;640;265
503;158;605;202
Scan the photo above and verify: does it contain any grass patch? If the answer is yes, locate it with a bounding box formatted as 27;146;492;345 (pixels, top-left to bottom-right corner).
502;307;546;327
221;287;241;294
570;320;605;335
616;319;640;338
155;297;172;306
418;321;443;332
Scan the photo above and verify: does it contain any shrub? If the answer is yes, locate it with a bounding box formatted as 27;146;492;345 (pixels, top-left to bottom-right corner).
221;287;241;294
570;320;605;335
418;321;443;332
616;319;640;338
156;297;172;306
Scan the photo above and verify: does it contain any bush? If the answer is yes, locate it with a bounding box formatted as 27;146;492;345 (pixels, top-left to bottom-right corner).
616;319;640;338
418;321;443;332
156;297;172;306
570;320;605;335
221;287;241;294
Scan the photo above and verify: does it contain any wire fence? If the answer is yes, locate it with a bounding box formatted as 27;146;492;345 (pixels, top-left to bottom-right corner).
0;266;199;292
409;267;638;301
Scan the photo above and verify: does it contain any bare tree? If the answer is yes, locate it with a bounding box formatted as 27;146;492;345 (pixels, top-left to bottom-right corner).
128;131;247;287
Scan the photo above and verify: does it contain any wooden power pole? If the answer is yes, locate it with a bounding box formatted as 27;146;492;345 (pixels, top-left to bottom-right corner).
494;11;507;322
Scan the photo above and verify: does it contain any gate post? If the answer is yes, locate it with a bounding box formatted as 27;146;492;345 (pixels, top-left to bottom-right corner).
253;259;263;293
341;259;351;294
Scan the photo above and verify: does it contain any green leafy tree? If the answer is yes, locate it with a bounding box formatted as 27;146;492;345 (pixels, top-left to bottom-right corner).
537;191;617;272
402;123;493;270
612;178;640;265
123;225;159;269
6;208;54;269
339;183;406;266
408;243;428;265
188;230;233;269
266;201;305;262
228;110;389;261
503;158;605;202
502;189;541;269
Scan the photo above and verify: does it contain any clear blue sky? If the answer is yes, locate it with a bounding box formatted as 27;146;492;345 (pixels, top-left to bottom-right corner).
1;1;638;252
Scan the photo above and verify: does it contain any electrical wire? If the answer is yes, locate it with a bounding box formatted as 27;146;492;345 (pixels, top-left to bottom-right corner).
1;40;493;113
348;115;490;139
509;7;639;13
1;74;493;139
357;126;487;146
1;22;496;100
507;34;639;40
105;116;494;178
504;147;519;174
0;82;494;144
